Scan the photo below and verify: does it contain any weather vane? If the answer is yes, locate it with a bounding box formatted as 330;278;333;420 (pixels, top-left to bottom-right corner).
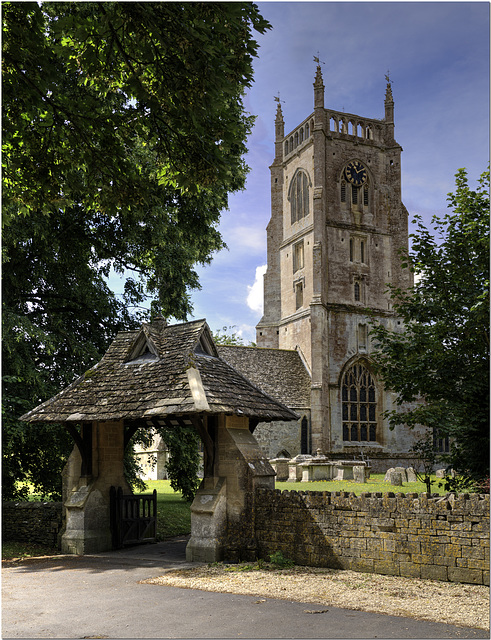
385;70;393;85
274;92;285;104
314;52;325;65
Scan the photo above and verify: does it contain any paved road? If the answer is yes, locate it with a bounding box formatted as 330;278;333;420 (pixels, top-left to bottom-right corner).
2;536;488;639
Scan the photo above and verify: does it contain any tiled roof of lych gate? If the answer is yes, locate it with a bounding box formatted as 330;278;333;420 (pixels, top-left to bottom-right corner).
20;319;298;425
217;345;311;409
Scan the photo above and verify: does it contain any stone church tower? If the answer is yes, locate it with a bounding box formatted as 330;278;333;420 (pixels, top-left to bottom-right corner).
256;66;417;461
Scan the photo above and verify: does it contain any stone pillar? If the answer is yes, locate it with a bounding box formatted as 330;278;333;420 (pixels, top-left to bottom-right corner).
187;415;275;563
62;420;131;555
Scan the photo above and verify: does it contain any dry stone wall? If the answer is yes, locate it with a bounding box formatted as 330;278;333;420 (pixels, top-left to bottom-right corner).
3;502;63;548
254;488;489;585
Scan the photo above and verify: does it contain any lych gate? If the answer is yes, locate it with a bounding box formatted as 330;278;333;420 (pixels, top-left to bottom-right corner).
21;318;297;562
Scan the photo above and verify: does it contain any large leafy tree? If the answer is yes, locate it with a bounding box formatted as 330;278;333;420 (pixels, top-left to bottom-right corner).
371;169;490;481
2;2;270;499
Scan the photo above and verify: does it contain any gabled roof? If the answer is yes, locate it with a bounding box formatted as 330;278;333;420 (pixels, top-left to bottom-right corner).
21;319;298;424
217;345;311;409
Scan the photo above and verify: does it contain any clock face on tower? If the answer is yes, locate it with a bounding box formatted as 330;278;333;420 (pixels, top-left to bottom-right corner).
345;161;367;186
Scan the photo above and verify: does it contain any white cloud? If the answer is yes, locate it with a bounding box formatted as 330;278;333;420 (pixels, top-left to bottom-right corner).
246;265;267;314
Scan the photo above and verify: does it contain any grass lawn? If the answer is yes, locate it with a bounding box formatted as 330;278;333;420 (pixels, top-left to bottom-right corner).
135;480;191;540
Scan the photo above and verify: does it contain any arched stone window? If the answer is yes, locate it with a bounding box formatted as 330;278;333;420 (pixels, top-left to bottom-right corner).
294;131;299;147
342;362;377;442
289;170;310;224
305;122;310;138
285;140;289;155
299;128;304;143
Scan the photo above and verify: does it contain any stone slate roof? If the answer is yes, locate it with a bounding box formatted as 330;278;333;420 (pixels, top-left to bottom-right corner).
217;345;311;410
21;319;298;424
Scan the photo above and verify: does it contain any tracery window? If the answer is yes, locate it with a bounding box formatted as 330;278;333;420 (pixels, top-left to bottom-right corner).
342;362;377;442
290;170;310;224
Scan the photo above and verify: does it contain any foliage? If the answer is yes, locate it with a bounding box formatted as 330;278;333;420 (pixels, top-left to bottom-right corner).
268;550;295;568
2;415;73;501
370;168;490;481
2;2;269;498
437;474;476;494
125;424;201;501
124;428;155;494
410;436;436;493
153;424;202;503
213;326;246;346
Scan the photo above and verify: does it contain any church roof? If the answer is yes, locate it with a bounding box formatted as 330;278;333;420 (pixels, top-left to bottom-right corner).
21;319;298;425
216;345;311;410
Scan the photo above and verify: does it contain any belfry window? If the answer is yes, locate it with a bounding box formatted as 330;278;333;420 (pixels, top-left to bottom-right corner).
352;185;358;205
342;362;377;442
290;170;310;224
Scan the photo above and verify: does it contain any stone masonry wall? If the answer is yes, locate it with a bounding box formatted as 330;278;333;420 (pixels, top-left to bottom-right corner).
3;502;63;548
254;489;489;585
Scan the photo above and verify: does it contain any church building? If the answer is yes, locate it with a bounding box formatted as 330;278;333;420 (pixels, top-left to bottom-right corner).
222;65;427;471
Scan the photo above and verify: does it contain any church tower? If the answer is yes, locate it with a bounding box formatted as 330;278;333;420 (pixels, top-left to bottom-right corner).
256;66;414;459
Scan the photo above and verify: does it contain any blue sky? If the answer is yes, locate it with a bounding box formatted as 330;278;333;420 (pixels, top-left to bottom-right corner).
110;2;490;343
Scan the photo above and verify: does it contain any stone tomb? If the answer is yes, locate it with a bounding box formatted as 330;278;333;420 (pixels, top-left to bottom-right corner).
21;318;297;561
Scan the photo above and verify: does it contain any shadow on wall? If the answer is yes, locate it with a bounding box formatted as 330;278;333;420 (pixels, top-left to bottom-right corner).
254;488;490;585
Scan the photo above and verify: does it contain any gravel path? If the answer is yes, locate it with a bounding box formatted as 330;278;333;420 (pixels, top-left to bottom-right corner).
143;563;489;630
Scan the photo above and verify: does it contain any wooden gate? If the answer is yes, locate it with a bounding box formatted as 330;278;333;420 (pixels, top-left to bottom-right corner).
110;486;157;549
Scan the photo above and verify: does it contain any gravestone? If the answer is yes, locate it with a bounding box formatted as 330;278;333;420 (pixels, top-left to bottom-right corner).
353;465;366;483
406;467;417;482
394;467;407;482
384;468;395;482
390;472;403;486
269;457;290;482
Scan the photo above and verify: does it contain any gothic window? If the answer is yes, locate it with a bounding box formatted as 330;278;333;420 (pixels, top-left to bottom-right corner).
341;181;346;203
305;122;310;138
349;238;354;262
290;170;310;224
293;240;304;272
294;131;299;147
285;140;289;155
299;128;304;143
360;240;365;264
364;185;369;206
342;362;377;442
